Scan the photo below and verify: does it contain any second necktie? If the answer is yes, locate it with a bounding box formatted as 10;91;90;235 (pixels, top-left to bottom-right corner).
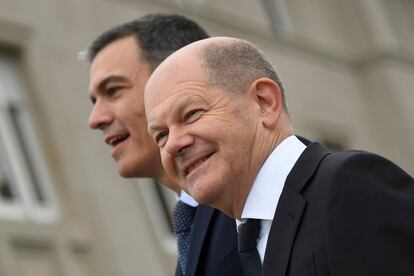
238;218;262;276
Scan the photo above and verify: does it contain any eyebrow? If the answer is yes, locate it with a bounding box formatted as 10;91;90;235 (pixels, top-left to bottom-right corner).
90;75;130;104
96;75;129;92
147;105;181;136
147;96;203;134
147;124;160;136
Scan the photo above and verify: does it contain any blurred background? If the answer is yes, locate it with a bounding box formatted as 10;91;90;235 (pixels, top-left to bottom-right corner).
0;0;413;275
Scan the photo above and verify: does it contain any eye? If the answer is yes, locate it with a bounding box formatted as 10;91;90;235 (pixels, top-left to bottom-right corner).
184;109;203;122
107;86;121;97
155;130;169;147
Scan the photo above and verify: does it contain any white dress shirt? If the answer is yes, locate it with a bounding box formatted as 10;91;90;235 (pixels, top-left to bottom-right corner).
236;135;306;263
179;190;199;207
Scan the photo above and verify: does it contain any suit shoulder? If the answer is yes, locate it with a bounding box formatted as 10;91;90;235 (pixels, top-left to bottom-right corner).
317;151;414;274
320;150;411;184
314;150;413;209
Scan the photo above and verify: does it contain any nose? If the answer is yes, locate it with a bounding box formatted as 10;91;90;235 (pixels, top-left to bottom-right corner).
88;102;113;130
164;128;194;157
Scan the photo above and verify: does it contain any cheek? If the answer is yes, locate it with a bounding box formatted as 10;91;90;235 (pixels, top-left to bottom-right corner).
120;97;146;123
160;151;175;174
219;145;248;175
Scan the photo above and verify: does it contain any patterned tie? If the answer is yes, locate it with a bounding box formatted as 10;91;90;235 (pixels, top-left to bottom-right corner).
172;200;196;275
238;219;262;276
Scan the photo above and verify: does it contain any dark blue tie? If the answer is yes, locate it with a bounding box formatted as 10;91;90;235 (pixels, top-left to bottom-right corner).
172;200;196;275
238;219;262;276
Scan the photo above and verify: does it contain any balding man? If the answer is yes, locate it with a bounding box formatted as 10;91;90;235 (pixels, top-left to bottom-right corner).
144;37;414;276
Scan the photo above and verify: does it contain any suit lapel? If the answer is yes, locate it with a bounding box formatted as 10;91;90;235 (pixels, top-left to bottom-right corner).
185;205;215;276
262;142;330;276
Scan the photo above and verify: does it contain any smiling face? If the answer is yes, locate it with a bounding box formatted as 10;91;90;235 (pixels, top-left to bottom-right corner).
88;36;165;179
145;52;262;216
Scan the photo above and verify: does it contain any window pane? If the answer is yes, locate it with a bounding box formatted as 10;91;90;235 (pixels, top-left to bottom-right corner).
262;0;291;34
7;104;46;204
0;166;15;201
0;124;18;202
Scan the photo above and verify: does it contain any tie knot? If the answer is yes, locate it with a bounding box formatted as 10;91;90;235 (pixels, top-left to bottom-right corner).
172;200;196;234
238;219;261;252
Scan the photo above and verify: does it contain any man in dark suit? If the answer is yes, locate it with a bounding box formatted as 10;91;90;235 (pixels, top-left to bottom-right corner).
84;15;241;276
144;36;414;276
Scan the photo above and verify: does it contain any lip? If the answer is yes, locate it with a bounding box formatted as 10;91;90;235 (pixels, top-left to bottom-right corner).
104;133;130;146
110;136;130;158
180;151;215;177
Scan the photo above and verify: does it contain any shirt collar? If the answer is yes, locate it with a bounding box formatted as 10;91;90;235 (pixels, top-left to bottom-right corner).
240;135;306;222
179;190;199;207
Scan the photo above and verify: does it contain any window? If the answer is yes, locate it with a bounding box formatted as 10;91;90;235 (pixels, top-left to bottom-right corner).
319;137;347;152
315;127;348;152
262;0;292;34
175;0;204;7
383;0;414;47
0;51;58;222
137;178;177;255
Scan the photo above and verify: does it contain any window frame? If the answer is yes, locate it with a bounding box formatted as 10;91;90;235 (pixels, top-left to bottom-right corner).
0;51;58;223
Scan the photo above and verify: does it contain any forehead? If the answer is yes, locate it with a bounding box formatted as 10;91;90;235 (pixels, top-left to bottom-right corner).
145;55;207;110
89;36;148;90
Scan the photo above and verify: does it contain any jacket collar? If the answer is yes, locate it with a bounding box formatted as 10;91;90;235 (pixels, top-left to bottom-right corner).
262;142;330;276
185;205;215;276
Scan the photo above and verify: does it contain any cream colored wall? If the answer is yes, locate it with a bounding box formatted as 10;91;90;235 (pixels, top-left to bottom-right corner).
0;0;412;275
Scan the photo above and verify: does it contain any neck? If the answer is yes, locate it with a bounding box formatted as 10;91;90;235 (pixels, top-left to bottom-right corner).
231;122;294;219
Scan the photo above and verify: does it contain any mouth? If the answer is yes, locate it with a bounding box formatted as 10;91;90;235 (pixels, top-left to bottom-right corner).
183;152;215;177
106;134;130;147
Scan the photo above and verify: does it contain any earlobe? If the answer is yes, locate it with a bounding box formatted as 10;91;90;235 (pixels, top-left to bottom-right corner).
251;78;283;128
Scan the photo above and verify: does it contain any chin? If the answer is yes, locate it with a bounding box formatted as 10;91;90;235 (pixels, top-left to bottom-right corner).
116;160;139;178
117;159;159;179
189;180;223;207
117;168;135;178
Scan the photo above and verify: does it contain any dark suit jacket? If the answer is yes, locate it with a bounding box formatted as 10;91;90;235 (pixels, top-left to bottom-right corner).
175;205;242;276
262;142;414;276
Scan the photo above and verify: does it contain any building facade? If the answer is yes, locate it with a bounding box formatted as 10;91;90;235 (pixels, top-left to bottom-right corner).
0;0;412;275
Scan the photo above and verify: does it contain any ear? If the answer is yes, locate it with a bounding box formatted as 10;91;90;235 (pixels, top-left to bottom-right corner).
248;78;283;129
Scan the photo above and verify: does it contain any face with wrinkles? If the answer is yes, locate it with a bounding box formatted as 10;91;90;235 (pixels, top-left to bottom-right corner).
88;36;164;179
145;51;259;214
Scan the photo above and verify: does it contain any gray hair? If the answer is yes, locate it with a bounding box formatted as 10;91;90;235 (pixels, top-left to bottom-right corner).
200;39;287;112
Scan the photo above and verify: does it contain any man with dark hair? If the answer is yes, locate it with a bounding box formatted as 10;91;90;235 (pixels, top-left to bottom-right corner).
84;15;241;276
145;37;414;276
